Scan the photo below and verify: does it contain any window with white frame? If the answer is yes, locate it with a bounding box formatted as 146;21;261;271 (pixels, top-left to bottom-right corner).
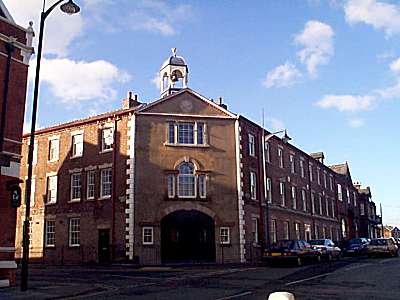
178;162;196;197
289;154;295;173
220;227;230;244
30;178;36;207
283;221;290;239
198;174;206;198
142;227;154;245
317;168;321;185
250;171;257;200
101;127;114;151
100;168;112;198
32;140;38;165
167;174;175;198
252;217;259;244
69;218;80;247
28;221;33;246
353;191;357;207
346;188;350;204
271;220;277;244
48;138;59;162
325;197;329;216
168;122;206;145
300;159;305;178
337;184;343;201
341;218;347;238
72;133;83;157
304;224;311;241
319;195;323;215
332;199;335;218
248;134;255;156
279;181;285;206
291;186;297;209
360;203;365;215
87;171;95;199
70;173;81;201
278;148;284;168
302;189;307;212
309;163;313;181
266;177;272;203
265;141;270;162
45;220;55;247
323;171;327;188
295;223;300;240
311;192;315;214
46;175;57;204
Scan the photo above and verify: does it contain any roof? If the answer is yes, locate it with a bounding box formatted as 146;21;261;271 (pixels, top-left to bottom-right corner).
161;55;187;69
329;163;348;175
310;152;324;160
0;0;14;23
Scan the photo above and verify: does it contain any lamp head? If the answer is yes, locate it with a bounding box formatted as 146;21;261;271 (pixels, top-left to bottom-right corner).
282;130;291;144
60;0;80;15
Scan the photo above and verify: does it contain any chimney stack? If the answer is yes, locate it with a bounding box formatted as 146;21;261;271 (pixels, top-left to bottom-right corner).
123;91;140;109
218;97;227;110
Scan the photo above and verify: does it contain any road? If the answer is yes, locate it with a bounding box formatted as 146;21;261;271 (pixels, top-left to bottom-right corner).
1;255;399;299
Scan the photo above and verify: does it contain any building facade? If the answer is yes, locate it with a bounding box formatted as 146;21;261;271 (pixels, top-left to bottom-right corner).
16;51;378;265
0;1;34;287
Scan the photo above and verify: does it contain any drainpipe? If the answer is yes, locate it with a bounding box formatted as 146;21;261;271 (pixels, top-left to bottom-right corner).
111;115;118;261
0;41;15;153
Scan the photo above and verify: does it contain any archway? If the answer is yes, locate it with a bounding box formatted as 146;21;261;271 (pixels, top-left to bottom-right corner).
161;210;215;263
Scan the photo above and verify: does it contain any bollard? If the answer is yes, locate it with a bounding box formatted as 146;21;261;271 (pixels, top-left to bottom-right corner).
268;291;295;300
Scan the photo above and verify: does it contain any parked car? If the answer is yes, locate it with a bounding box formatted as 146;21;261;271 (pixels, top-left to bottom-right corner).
344;238;369;256
263;239;322;267
367;238;399;257
309;239;341;261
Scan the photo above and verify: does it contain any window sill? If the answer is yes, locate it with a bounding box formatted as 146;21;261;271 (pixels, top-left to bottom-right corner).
45;202;57;206
45;245;55;248
99;196;111;200
69;245;80;248
47;159;59;164
85;197;96;201
68;199;81;203
70;155;83;160
164;143;209;148
142;243;154;247
99;149;113;154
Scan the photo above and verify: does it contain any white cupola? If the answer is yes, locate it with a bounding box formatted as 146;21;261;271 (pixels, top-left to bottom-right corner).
159;48;188;97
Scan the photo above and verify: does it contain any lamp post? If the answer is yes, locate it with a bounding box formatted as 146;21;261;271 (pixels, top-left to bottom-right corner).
21;0;80;291
261;129;291;249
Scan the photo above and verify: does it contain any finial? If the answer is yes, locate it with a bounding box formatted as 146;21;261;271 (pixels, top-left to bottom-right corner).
171;47;177;57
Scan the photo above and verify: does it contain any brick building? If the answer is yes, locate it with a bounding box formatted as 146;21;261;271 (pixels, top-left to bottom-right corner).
16;50;378;265
0;1;34;287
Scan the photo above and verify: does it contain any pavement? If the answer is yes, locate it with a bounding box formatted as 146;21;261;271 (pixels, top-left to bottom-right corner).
1;255;399;299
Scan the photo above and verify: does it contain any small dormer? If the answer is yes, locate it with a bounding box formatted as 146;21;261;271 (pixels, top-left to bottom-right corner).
159;48;188;97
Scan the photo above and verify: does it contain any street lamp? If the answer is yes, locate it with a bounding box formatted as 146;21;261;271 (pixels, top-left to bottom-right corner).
21;0;80;291
261;129;291;249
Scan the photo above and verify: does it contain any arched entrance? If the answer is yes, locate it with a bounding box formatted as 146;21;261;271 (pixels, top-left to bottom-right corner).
161;210;215;263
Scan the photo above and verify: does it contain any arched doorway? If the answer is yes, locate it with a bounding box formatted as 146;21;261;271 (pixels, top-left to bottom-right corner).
161;210;215;263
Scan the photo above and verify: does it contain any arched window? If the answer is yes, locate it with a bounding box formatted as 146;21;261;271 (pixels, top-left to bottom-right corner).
178;162;195;197
341;218;347;238
162;74;169;91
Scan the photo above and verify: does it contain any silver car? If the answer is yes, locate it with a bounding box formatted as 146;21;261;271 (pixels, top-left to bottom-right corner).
367;238;398;257
309;239;341;261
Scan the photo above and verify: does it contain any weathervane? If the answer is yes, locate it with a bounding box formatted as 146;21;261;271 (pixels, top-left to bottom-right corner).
171;47;177;57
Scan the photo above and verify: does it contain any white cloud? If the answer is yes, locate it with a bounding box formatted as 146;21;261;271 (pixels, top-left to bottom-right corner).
316;94;375;112
295;20;335;75
30;58;131;105
263;62;302;88
390;57;400;73
344;0;400;36
4;0;83;57
266;117;285;132
349;118;365;128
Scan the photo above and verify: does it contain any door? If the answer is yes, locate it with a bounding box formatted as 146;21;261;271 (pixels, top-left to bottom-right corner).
98;229;110;264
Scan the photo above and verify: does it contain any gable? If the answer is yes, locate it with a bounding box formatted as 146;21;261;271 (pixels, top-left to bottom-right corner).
0;1;15;23
138;89;236;118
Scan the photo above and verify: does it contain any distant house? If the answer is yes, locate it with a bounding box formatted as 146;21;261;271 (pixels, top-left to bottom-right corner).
392;227;400;239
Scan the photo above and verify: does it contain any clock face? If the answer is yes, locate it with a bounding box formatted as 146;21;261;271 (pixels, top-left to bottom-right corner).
180;100;193;112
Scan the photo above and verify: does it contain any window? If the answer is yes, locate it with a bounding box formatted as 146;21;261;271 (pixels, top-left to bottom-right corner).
332;199;335;218
48;138;59;162
72;133;83;157
341;218;347;238
252;218;259;244
266;177;272;203
309;163;313;181
142;227;154;245
197;123;205;145
325;198;329;216
167;174;175;198
279;182;285;206
69;218;80;247
353;191;357;207
278;148;284;168
199;174;206;198
168;123;175;143
100;168;112;198
45;220;55;247
304;224;311;241
323;226;327;239
319;195;323;215
360;203;365;215
323;172;327;188
178;123;194;144
28;221;33;246
70;173;81;201
317;168;321;185
168;122;206;145
311;192;315;214
346;189;350;204
46;175;57;204
300;159;305;178
265;141;270;162
337;184;343;201
250;171;257;200
32;140;38;165
178;162;196;197
101;127;114;151
220;227;230;244
329;176;333;190
290;154;295;173
283;221;290;239
291;186;297;209
30;178;36;207
271;220;277;244
87;171;95;199
302;189;307;212
248;134;255;156
295;223;300;240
